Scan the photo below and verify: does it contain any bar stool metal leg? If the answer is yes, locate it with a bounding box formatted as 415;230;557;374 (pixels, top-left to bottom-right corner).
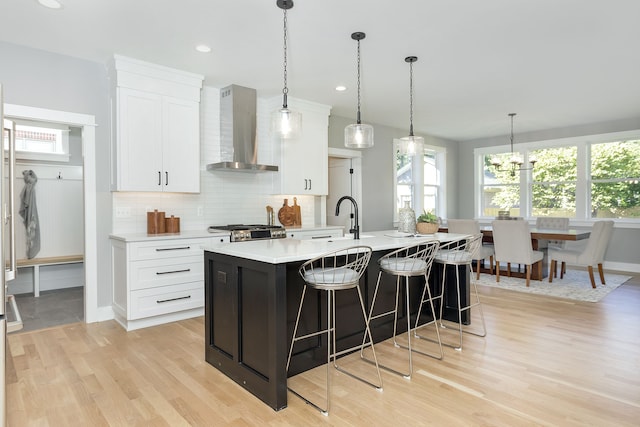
436;235;487;351
362;241;442;379
286;246;382;416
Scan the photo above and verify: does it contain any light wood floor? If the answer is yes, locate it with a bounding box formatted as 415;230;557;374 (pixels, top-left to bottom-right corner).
7;274;640;426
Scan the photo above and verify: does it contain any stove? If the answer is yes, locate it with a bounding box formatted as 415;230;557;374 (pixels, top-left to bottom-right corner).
208;224;287;242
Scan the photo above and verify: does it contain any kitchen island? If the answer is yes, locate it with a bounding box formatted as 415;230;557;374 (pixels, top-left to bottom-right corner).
203;230;470;410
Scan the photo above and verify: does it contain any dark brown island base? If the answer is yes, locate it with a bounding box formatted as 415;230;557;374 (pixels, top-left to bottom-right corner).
203;231;471;410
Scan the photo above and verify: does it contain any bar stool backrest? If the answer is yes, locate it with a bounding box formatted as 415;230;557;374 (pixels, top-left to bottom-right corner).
436;234;483;265
378;240;440;277
298;245;372;291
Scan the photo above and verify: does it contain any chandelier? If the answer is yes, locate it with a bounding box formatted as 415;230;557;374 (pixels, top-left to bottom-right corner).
491;113;536;176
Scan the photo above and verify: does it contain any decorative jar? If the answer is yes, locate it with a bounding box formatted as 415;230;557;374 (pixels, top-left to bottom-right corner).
398;201;417;234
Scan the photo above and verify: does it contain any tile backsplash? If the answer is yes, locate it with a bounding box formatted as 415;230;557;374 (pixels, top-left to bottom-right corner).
112;86;319;234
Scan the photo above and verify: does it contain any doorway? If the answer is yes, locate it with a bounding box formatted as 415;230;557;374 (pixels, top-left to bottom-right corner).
327;148;363;231
5;103;98;325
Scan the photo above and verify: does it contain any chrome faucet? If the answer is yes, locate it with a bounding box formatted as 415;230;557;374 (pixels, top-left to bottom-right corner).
335;196;360;240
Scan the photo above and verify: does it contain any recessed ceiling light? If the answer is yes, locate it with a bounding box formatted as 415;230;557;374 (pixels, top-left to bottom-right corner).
335;85;347;92
195;44;211;53
38;0;63;9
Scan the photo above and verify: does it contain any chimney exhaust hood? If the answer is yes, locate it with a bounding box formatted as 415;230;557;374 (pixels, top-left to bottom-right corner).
206;84;278;172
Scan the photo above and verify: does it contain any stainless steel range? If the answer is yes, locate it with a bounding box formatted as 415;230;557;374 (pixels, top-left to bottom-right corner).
208;224;287;242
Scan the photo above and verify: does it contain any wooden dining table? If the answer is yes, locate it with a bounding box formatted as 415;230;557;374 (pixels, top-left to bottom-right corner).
477;226;591;280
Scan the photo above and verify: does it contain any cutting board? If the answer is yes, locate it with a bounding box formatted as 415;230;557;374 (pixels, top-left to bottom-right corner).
278;199;296;226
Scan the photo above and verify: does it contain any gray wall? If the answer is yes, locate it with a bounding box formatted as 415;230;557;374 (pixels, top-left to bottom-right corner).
458;118;640;268
328;115;459;231
0;41;113;307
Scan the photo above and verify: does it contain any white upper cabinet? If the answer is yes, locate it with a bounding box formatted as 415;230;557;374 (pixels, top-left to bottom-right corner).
110;55;203;192
270;97;331;195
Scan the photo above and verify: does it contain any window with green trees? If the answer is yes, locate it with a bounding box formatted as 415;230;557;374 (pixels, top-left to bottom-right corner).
477;134;640;220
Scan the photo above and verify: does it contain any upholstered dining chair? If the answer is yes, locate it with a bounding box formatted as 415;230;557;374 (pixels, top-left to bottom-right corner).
548;220;614;288
491;220;544;287
447;219;494;279
536;217;570;277
535;217;570;250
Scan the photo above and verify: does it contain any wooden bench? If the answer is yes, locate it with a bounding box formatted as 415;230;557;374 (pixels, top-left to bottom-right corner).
17;255;84;297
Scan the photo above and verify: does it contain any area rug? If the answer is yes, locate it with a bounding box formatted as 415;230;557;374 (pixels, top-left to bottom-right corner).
475;269;631;302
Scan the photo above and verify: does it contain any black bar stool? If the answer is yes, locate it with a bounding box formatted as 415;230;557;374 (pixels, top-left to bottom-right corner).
363;240;442;379
286;245;382;415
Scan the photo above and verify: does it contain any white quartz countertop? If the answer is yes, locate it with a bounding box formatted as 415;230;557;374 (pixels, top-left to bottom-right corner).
203;230;470;264
109;230;228;242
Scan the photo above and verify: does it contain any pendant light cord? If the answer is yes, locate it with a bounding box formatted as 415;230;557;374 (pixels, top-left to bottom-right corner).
282;7;289;107
509;113;515;152
356;37;362;124
408;59;415;137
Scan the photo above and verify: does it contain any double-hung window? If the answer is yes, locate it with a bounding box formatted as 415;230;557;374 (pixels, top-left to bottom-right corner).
394;141;446;222
476;131;640;220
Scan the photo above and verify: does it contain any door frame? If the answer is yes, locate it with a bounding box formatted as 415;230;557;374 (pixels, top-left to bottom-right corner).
328;147;363;230
5;103;98;323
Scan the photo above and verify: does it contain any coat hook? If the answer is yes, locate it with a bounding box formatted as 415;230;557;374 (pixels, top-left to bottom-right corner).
58;172;63;179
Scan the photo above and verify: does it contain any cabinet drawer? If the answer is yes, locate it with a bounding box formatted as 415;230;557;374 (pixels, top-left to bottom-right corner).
129;238;211;261
130;281;203;320
130;257;203;291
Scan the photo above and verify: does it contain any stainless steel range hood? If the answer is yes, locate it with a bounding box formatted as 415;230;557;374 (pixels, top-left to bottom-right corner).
206;84;278;172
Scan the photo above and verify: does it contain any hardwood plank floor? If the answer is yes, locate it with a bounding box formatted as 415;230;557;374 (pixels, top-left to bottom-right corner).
8;274;640;426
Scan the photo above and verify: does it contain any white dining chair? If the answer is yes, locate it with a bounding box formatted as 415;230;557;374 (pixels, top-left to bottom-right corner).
491;220;544;287
536;217;570;250
447;219;494;279
548;220;614;288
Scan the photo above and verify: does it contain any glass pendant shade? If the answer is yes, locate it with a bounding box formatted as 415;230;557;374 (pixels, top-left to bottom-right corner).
272;106;301;139
345;123;374;148
273;0;301;140
344;31;373;148
398;135;425;156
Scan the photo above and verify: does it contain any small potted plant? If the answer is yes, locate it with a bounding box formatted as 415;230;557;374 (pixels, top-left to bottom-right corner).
416;210;440;234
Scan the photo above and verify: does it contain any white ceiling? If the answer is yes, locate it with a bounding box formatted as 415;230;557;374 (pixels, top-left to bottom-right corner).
2;0;640;141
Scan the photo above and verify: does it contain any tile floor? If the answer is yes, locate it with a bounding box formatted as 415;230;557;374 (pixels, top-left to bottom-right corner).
10;287;83;333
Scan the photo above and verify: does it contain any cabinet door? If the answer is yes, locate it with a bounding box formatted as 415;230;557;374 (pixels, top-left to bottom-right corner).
117;88;163;191
163;97;200;193
279;108;328;195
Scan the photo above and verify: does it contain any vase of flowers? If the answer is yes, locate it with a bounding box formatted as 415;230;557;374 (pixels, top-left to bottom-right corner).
416;210;440;234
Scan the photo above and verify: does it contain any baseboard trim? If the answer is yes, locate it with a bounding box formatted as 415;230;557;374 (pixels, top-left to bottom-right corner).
604;261;640;274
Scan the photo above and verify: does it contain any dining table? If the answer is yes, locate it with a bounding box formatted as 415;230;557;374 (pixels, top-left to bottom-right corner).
478;226;591;280
439;225;591;280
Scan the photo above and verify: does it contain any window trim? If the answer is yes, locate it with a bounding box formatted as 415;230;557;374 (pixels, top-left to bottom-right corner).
6;118;70;162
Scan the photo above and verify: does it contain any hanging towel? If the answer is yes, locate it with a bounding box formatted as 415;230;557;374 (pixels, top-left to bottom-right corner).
19;170;41;259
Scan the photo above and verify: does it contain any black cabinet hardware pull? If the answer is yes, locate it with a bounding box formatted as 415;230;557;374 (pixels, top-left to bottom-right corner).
155;246;190;251
158;171;161;186
156;295;191;304
311;235;332;239
308;179;311;190
156;268;191;275
165;171;168;185
304;179;308;190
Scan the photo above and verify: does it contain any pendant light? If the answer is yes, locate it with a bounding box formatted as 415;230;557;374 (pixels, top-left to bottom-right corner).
398;56;424;156
491;113;536;176
344;32;374;148
271;0;301;140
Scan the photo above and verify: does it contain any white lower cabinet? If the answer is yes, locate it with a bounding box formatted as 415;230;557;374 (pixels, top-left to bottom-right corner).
111;235;228;331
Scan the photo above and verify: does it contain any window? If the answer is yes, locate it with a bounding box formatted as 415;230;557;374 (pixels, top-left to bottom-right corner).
475;131;640;221
3;119;70;162
394;141;446;221
591;140;640;218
